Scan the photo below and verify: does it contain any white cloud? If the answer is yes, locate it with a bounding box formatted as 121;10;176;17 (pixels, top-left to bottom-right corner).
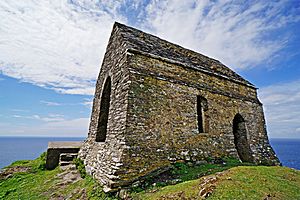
40;100;62;106
11;113;65;122
259;80;300;138
81;98;93;109
0;0;298;95
0;117;89;137
0;0;126;95
41;114;65;122
40;99;93;108
32;114;65;122
143;0;299;70
11;109;29;112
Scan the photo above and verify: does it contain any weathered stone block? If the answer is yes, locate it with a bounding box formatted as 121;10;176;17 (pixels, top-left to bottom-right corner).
45;141;82;170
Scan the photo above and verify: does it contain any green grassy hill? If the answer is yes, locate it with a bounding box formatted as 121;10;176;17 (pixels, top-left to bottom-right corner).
134;166;300;200
0;153;115;200
1;154;300;200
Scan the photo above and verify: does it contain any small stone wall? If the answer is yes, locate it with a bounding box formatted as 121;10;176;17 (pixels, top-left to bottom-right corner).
45;141;82;170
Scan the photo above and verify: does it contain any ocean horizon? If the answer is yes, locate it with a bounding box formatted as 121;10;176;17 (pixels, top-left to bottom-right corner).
0;136;84;169
0;137;299;170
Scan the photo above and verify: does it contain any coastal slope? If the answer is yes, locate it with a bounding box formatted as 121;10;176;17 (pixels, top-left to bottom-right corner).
1;154;299;200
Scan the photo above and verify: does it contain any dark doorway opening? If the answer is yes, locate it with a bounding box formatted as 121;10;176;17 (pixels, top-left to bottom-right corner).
96;77;111;142
233;114;253;162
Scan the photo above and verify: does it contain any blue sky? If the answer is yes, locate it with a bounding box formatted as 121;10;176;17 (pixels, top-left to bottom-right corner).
0;0;299;138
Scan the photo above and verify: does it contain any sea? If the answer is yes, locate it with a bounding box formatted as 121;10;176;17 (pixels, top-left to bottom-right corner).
0;137;84;169
269;138;300;170
0;137;299;170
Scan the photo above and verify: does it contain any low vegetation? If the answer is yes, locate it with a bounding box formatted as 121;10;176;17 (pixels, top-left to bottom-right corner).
130;157;253;192
134;166;300;200
73;157;87;178
0;153;116;200
0;154;299;200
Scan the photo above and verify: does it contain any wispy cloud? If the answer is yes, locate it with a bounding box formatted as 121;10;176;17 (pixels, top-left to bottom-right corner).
259;79;300;138
11;109;29;112
0;1;298;95
0;0;125;95
32;114;65;122
40;100;62;106
12;113;65;122
81;98;93;109
143;0;299;69
0;117;89;137
40;99;93;108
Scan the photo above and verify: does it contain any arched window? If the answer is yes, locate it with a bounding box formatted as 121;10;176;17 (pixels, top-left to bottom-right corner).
197;96;208;133
96;77;111;142
233;114;253;162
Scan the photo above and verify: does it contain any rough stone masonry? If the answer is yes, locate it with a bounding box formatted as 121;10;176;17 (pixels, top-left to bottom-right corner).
78;22;280;192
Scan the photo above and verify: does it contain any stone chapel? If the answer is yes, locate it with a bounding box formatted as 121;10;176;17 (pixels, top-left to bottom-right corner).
78;22;279;191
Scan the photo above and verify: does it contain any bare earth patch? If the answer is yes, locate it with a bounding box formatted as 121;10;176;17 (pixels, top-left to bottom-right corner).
0;166;31;180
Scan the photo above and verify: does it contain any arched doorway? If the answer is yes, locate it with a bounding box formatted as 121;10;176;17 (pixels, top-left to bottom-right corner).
96;77;111;142
233;114;253;162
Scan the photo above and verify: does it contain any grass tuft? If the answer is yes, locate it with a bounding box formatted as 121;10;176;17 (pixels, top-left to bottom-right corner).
73;157;87;178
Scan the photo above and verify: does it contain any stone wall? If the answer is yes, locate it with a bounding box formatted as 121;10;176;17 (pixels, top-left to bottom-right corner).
78;26;131;191
116;52;279;182
79;23;279;191
45;141;82;170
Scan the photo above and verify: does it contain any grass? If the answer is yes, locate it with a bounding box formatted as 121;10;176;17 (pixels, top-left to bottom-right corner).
0;153;117;200
133;179;200;199
170;157;250;182
133;166;300;200
73;157;87;178
209;166;300;200
8;151;47;171
1;154;300;200
131;157;251;192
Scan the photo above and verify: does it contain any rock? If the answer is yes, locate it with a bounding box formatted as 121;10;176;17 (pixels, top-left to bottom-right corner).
118;189;131;199
0;166;30;180
168;179;182;185
195;160;208;166
56;164;82;188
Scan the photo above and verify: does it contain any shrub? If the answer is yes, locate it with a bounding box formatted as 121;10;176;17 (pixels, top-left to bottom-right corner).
30;152;47;172
73;158;87;178
37;152;47;170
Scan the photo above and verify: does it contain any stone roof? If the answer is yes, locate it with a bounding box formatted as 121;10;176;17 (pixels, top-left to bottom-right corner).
114;22;255;88
48;141;82;149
